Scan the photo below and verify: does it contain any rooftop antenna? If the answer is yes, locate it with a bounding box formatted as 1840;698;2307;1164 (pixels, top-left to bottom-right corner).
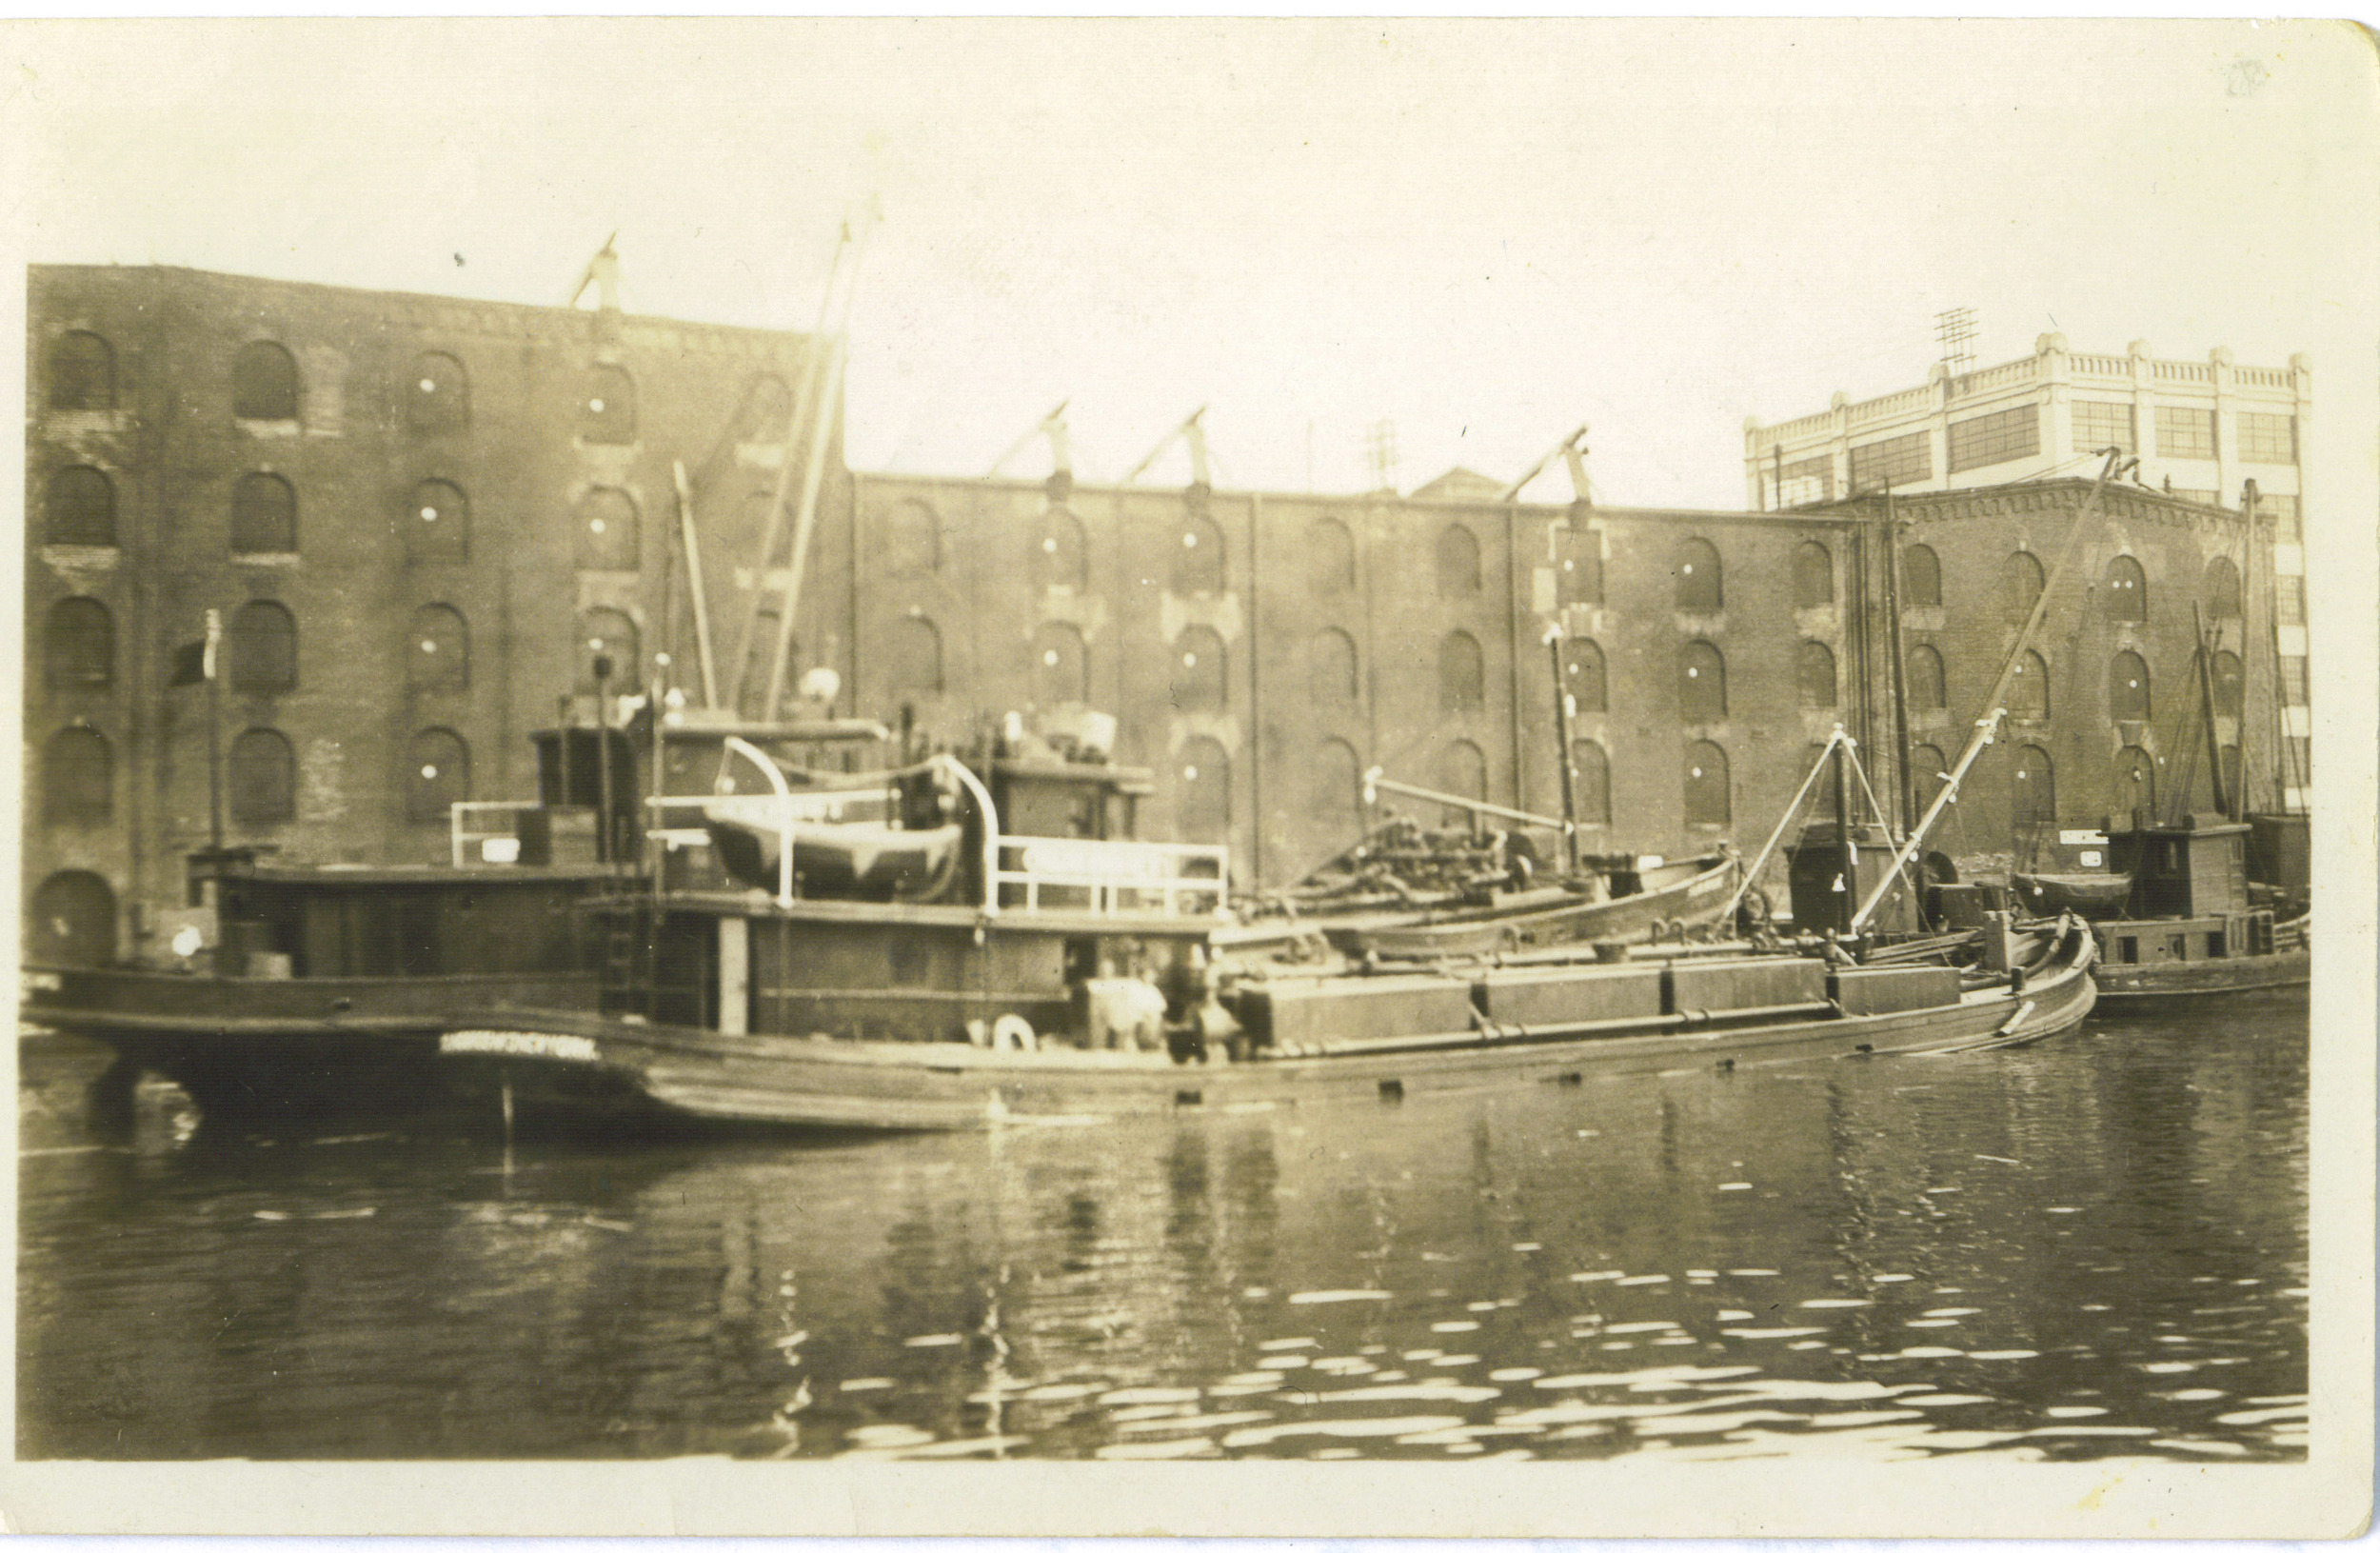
1364;418;1400;494
1935;306;1977;393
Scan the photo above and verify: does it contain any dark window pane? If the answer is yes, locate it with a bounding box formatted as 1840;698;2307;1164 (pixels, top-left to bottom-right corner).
228;728;296;825
45;466;116;546
233;342;299;421
45;598;113;693
49;331;114;411
43;727;111;824
228;602;297;696
230;472;296;553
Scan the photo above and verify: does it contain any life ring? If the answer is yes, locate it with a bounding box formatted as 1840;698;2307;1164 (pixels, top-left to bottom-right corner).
990;1013;1037;1053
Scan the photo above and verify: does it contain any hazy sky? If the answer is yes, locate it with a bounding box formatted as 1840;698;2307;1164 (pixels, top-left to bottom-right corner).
7;19;2375;510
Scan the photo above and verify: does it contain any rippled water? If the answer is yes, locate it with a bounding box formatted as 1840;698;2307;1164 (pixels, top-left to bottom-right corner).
21;994;2308;1462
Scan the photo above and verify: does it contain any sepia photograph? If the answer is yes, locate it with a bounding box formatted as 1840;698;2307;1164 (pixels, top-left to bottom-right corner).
4;16;2373;1539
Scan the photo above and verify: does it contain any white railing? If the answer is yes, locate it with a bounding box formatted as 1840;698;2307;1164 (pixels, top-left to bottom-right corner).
994;836;1230;919
449;800;546;866
2071;354;2129;377
2234;366;2293;389
1848;386;1933;425
2154;361;2211;383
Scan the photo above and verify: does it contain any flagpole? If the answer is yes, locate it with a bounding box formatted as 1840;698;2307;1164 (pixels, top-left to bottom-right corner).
205;608;224;852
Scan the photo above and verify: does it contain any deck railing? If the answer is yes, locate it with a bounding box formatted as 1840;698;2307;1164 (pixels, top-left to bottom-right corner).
994;836;1231;918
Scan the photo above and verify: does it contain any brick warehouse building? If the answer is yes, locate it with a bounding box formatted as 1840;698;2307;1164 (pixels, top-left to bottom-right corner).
26;266;2307;957
25;265;839;963
1745;333;2311;813
843;469;2290;889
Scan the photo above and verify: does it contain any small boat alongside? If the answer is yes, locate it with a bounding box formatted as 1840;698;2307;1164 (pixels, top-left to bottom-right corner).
2079;813;2310;1006
1315;851;1738;962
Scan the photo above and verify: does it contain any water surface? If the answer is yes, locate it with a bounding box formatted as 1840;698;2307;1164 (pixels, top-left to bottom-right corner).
20;994;2308;1462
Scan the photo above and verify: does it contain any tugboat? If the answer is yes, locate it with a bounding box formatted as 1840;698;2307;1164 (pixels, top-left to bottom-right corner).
21;711;644;1125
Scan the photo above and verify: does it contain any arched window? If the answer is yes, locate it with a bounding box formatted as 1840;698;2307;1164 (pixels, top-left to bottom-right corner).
49;330;114;411
1033;508;1087;592
1178;736;1230;844
581;364;635;444
408;479;469;563
30;870;117;968
575;488;640;570
228;728;296;825
1174;510;1225;595
228;601;296;696
1797;641;1836;709
45;466;116;546
1902;543;1942;608
45;598;113;694
2113;746;2156;813
1560;637;1607;715
1683;741;1731;826
2009;649;2052;720
2011;744;2055;826
1172;626;1227;714
1792;541;1834;608
43;727;111;825
2206;556;2243;620
1309;516;1356;596
2104;554;2148;623
1310;627;1359;708
737;374;791;444
1311;737;1365;848
1908;644;1947;711
1438;739;1488;829
409;605;468;693
1679;639;1726;723
2000;550;2046;627
2211;649;2246;721
1557;525;1603;607
1912;744;1950;815
1032;621;1087;707
1570;739;1611;826
578;608;641;690
230;472;296;554
406;728;470;825
2110;650;2152;723
233;341;299;421
1436;523;1481;599
885;498;942;575
408;351;469;434
1676;537;1723;612
885;615;942;694
1438;629;1485;714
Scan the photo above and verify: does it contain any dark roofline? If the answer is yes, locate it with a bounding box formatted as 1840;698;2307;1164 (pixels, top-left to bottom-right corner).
852;468;1855;528
30;261;814;348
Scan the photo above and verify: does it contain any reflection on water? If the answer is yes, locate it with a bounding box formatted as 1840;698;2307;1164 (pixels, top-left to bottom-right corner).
21;995;2308;1462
